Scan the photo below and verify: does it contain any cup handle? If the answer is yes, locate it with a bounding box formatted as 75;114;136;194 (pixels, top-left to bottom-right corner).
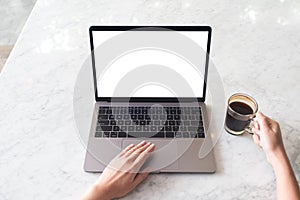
245;117;256;134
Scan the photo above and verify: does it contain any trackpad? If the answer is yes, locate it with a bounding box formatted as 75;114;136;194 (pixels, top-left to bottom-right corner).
122;139;179;171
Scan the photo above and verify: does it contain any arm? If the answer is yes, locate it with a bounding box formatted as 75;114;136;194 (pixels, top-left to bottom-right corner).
82;141;155;200
252;112;300;200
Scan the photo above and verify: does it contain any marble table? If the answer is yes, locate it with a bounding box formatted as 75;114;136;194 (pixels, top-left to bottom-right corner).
0;0;299;199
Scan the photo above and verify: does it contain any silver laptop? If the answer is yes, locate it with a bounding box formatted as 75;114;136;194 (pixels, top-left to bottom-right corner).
84;25;216;173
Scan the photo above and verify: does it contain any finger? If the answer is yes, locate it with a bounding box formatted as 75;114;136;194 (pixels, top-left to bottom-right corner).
253;121;260;130
119;144;135;157
252;133;261;148
252;127;259;136
127;142;152;161
131;167;151;188
125;144;135;151
252;128;260;136
271;121;280;132
133;143;156;170
125;140;147;156
256;112;271;130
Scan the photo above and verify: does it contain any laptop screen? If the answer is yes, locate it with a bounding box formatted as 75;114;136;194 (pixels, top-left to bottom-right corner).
91;28;209;99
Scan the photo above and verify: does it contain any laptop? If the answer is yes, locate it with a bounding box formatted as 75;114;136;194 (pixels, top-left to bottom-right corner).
84;25;216;173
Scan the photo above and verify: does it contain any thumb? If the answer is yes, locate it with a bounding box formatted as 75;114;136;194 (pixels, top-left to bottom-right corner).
256;112;270;130
132;167;151;188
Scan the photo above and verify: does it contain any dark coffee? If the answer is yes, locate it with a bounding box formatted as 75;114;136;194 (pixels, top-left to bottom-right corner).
230;102;253;115
225;102;254;132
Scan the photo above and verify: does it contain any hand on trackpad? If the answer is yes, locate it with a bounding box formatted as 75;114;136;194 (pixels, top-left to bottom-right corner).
122;139;179;172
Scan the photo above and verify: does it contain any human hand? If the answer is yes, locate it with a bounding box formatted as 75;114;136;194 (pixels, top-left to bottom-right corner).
82;141;155;200
252;112;286;165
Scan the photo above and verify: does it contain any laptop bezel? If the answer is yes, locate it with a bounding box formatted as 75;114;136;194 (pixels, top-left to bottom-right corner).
89;25;212;103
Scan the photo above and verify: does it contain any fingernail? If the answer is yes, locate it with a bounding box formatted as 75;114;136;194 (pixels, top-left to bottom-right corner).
139;140;146;144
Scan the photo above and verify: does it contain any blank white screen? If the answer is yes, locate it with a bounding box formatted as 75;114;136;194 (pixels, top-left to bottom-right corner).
92;30;208;98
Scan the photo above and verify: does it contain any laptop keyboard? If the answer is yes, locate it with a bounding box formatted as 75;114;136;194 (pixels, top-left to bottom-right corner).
95;106;205;138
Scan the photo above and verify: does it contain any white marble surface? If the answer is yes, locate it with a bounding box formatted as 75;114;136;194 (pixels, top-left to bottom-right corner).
0;0;36;45
0;0;300;199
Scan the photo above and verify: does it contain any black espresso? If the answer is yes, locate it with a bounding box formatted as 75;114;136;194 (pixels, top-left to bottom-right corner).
225;102;254;132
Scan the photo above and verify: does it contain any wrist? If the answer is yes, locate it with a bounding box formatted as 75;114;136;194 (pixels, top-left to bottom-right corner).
82;183;112;200
94;183;112;200
266;147;288;168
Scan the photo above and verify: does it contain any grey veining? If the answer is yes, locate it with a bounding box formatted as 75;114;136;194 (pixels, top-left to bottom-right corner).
0;0;299;199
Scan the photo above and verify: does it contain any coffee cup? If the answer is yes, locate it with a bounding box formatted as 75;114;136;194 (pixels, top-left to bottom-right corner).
224;93;258;135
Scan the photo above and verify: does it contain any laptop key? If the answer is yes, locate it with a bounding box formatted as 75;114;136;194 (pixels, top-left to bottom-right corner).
101;126;112;131
98;120;109;125
166;132;175;138
117;121;124;125
183;121;190;125
128;126;134;131
180;126;187;131
98;115;108;120
199;120;204;126
136;126;142;131
191;121;199;126
183;132;190;138
169;120;175;125
190;132;197;138
120;126;127;131
118;132;127;137
188;115;195;120
154;120;160;125
160;115;166;120
188;126;198;132
150;126;157;132
198;133;205;138
125;120;131;125
111;132;118;137
165;126;172;131
192;109;200;114
198;127;204;133
173;126;179;132
103;131;110;137
113;126;119;131
99;109;105;114
95;132;102;137
175;132;182;138
152;131;165;138
127;132;135;137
